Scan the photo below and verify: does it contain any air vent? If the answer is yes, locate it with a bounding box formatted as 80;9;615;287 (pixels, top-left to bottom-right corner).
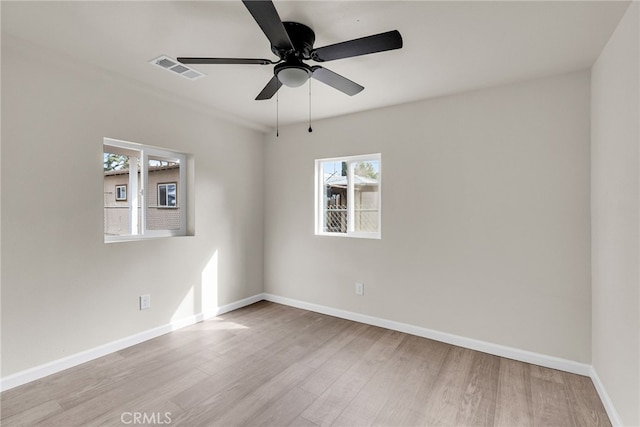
182;70;203;80
150;55;206;81
157;58;177;68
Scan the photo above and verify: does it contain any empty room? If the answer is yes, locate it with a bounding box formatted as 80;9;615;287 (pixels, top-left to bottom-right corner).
1;1;639;426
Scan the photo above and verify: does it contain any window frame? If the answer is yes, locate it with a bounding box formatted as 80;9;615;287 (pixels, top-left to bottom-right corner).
314;153;382;239
104;137;187;242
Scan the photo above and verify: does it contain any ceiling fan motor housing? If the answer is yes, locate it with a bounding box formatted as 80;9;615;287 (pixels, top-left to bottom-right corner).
270;22;316;87
274;22;316;59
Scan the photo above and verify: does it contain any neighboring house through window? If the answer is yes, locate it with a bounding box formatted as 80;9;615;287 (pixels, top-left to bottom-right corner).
315;153;381;239
103;137;187;241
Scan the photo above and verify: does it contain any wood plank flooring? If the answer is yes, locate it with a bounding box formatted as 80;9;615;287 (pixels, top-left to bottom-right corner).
1;301;611;426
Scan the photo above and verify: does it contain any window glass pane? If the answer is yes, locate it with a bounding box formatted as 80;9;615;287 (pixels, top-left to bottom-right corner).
158;185;167;206
147;157;180;230
322;161;348;233
167;184;177;207
104;152;136;236
353;160;380;233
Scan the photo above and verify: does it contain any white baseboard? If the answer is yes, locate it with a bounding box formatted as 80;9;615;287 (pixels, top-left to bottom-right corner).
590;366;623;426
261;293;592;376
0;293;263;392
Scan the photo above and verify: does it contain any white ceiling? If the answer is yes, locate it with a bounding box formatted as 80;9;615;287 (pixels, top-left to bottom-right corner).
2;1;630;131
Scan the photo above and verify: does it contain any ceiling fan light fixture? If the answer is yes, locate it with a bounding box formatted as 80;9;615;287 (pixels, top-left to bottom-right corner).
275;63;311;87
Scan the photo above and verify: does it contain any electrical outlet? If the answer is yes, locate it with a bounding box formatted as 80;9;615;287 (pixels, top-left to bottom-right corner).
140;294;151;310
355;282;364;296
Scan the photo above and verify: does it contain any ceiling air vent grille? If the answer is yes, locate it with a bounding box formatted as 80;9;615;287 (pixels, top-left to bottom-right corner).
150;55;206;81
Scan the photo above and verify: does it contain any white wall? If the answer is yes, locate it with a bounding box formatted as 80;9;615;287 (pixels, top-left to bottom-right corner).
591;2;640;425
264;70;592;363
1;37;264;376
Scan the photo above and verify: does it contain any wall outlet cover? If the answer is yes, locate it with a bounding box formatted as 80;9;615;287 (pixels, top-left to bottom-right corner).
140;294;151;310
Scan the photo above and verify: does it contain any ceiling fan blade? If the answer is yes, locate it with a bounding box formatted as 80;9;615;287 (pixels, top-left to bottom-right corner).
311;66;364;96
311;30;402;62
242;0;294;52
177;57;276;65
255;75;283;100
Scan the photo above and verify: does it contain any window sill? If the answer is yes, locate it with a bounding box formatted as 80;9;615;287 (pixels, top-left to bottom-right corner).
315;231;381;240
104;233;189;243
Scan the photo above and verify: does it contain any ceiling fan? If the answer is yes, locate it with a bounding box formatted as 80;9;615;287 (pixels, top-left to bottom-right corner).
177;0;403;100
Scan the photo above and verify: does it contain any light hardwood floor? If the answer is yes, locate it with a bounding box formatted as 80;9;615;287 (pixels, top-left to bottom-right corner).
1;301;611;426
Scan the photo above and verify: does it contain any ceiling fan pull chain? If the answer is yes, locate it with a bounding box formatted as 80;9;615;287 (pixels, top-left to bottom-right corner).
308;78;313;133
276;88;279;138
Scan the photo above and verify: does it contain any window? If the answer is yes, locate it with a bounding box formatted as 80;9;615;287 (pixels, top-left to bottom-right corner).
104;138;187;241
157;183;177;207
315;153;381;239
115;185;127;201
